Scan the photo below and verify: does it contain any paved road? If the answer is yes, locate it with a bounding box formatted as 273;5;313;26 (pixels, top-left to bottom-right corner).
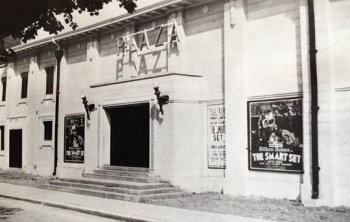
0;197;124;222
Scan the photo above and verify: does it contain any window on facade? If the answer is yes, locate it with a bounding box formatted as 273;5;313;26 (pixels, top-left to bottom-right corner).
21;72;28;99
0;126;4;151
43;121;53;141
1;77;6;101
45;66;54;95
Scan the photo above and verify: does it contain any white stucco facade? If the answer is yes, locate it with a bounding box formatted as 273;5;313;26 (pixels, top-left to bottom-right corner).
0;0;349;207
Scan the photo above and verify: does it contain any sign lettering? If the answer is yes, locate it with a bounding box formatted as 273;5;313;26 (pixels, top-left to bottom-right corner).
248;98;303;173
208;104;226;169
64;115;85;163
117;22;179;55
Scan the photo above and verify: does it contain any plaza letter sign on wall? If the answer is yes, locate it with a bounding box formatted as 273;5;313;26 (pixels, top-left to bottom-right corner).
117;21;179;55
116;20;180;77
208;104;226;169
64;115;85;163
248;98;303;173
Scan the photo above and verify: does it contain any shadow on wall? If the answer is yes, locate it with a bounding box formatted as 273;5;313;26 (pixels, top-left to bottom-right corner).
0;66;7;78
151;103;164;125
184;1;224;36
66;41;88;65
244;0;301;21
116;47;169;80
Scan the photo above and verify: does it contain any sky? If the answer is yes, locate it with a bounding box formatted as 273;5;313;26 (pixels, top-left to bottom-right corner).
29;0;161;43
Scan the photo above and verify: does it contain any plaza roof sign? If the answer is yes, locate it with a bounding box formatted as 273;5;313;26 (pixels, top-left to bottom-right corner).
117;21;180;55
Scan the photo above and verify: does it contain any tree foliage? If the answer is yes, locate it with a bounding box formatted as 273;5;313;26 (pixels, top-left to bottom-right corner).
0;0;137;42
0;0;137;64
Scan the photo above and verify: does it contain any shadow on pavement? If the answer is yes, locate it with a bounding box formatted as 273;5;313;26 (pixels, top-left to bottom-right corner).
0;206;22;220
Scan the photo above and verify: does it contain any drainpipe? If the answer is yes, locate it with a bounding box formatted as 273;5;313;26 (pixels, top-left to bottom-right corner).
307;0;319;199
53;42;63;176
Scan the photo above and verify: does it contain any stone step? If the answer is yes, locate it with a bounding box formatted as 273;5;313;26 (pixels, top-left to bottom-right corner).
49;180;181;195
102;165;150;173
92;169;153;178
60;178;171;190
39;184;140;202
38;166;185;202
83;172;159;183
39;183;186;202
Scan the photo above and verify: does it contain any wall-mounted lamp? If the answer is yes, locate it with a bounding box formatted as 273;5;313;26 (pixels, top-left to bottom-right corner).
81;95;95;120
153;85;169;114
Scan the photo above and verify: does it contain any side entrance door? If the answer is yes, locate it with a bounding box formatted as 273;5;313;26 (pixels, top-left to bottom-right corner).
9;129;22;168
110;104;149;168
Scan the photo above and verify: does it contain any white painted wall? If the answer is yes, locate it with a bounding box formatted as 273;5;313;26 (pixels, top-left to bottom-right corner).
224;0;350;207
313;0;350;206
0;0;349;207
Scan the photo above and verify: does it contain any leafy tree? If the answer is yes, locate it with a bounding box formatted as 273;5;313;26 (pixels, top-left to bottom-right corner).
0;0;137;63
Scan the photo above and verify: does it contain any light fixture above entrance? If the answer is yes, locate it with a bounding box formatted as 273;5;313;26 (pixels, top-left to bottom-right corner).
153;84;169;115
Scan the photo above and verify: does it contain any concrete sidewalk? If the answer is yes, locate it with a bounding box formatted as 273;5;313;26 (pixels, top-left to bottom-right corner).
0;182;270;222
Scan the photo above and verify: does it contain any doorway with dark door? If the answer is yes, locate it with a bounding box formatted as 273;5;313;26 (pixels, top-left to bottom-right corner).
9;129;22;168
110;103;149;168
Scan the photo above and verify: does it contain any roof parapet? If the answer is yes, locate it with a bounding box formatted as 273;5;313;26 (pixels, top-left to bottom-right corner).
12;0;211;53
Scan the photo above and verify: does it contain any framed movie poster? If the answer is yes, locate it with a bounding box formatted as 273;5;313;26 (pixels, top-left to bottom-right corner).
248;97;303;173
64;115;85;163
207;104;226;169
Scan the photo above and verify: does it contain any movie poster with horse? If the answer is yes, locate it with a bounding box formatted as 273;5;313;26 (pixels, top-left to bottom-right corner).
248;97;303;173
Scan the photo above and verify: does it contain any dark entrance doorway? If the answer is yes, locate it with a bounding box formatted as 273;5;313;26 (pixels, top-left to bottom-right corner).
9;129;22;168
110;103;149;168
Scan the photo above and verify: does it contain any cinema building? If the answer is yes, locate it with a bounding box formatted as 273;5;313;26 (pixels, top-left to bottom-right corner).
0;0;349;206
